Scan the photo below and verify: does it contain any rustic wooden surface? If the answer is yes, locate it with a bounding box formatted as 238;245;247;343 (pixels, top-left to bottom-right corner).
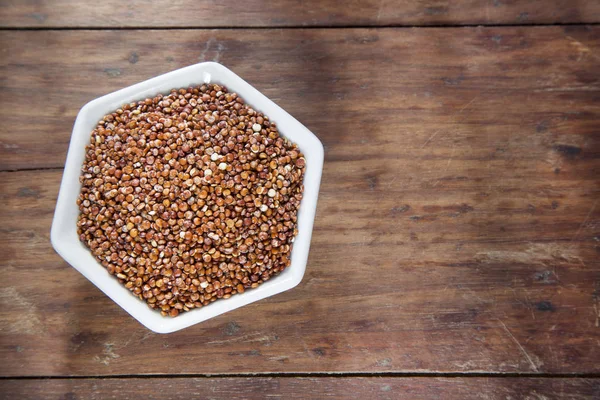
1;2;600;398
1;0;599;28
1;377;599;399
1;26;600;379
2;27;600;171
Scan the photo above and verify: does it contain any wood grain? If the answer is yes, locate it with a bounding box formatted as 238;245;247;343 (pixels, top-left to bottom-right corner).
0;159;598;376
0;0;599;28
1;27;600;171
0;27;599;377
1;377;598;399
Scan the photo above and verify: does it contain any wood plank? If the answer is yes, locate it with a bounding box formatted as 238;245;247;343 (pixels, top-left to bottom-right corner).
0;157;598;376
1;377;598;399
1;27;599;171
1;0;599;28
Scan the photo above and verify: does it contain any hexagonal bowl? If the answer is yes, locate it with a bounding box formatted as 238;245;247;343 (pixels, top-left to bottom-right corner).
50;62;324;333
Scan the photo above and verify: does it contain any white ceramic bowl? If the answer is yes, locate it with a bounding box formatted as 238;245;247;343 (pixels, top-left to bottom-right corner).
51;62;324;333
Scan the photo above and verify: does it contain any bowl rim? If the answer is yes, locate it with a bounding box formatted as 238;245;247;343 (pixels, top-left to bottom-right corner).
51;61;324;333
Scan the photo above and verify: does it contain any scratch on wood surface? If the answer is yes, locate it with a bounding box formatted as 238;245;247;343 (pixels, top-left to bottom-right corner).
477;243;583;267
536;86;600;92
376;357;392;367
462;286;488;306
376;0;385;21
421;96;477;148
198;37;225;62
531;395;551;400
199;37;215;61
444;145;456;169
593;296;600;328
386;174;398;189
207;332;277;345
0;287;44;334
454;360;478;370
268;355;289;362
94;343;120;366
566;35;599;62
432;144;456;187
545;333;559;367
421;130;440;148
458;96;478;113
570;200;597;246
524;290;535;321
1;141;20;149
141;331;155;342
512;288;536;320
497;319;539;372
297;335;315;359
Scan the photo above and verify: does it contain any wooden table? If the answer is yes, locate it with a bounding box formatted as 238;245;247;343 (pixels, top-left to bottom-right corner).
1;1;599;398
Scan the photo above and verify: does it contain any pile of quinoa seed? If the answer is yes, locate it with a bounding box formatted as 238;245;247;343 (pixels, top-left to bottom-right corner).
77;84;306;317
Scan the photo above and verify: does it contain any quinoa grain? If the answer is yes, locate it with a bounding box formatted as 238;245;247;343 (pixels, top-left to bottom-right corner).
77;84;305;317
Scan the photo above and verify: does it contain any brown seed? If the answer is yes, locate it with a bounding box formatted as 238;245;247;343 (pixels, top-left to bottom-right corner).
77;83;305;318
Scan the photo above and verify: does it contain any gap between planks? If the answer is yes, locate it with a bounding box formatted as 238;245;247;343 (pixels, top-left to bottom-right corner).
0;22;599;31
0;166;65;173
2;372;600;380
